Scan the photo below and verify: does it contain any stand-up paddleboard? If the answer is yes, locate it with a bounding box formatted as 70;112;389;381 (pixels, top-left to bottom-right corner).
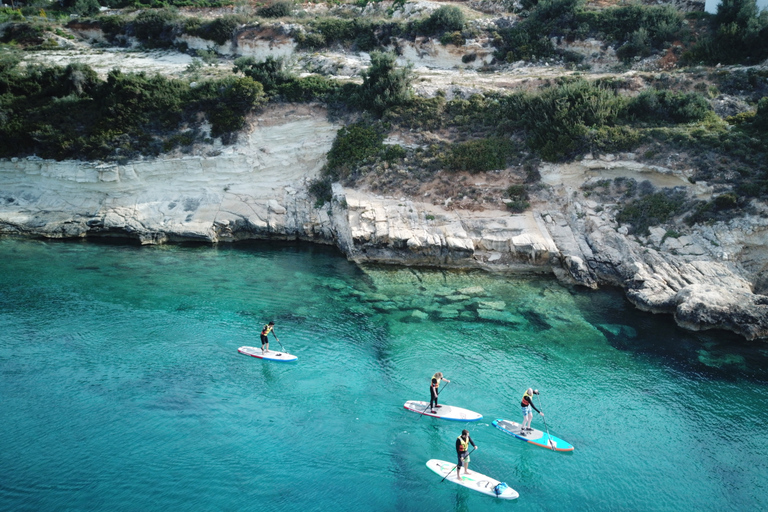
492;419;573;452
426;459;519;499
238;346;297;362
403;401;482;422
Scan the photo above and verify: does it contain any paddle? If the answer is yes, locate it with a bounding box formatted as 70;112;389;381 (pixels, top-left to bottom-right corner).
441;446;476;483
534;392;555;451
419;381;450;419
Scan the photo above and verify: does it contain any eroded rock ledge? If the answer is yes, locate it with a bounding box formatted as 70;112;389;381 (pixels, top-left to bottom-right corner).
1;106;767;340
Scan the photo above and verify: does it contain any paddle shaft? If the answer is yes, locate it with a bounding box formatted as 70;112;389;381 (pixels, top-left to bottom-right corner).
535;394;555;450
420;381;450;418
441;447;476;483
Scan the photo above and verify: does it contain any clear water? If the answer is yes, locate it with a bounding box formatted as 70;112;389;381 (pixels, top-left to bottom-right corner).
1;238;767;512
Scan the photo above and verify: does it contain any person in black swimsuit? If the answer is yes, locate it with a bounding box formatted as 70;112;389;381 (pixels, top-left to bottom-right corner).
430;378;439;413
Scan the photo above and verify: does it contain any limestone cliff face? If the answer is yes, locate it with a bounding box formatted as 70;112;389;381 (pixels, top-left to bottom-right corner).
1;104;767;340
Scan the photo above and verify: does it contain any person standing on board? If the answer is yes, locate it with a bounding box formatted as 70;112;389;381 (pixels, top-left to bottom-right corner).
520;388;543;435
430;372;450;408
455;429;477;479
429;378;439;413
261;321;278;353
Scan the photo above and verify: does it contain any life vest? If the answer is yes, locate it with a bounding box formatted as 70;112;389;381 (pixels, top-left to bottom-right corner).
431;373;441;387
261;324;273;336
457;436;469;452
521;392;533;407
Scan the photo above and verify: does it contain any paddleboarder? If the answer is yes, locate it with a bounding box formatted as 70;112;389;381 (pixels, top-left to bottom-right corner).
455;429;477;479
429;372;450;409
520;388;543;435
429;378;439;413
260;321;278;353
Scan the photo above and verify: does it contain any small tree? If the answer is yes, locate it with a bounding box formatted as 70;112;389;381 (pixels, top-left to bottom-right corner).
358;51;413;117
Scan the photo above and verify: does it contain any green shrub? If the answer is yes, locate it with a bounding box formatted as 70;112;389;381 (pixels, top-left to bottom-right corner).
443;137;515;173
440;30;464;46
586;4;685;49
683;0;768;65
277;75;342;102
382;144;406;161
308;176;333;207
97;15;128;44
324;122;385;181
384;96;445;130
187;15;246;45
74;0;100;17
357;51;413;116
0;60;270;161
588;126;642;154
257;1;292;18
233;56;293;93
420;6;465;35
192;76;265;137
753;97;768;133
501;80;624;161
506;184;530;213
615;28;652;62
1;22;46;45
623;90;712;125
131;9;182;49
616;189;688;235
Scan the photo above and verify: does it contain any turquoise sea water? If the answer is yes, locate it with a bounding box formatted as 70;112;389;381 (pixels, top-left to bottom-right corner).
1;238;767;512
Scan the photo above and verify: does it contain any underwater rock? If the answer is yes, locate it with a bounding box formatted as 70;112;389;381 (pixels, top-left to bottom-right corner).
437;309;460;319
444;294;471;302
457;286;485;296
372;301;398;312
596;323;638;338
477;309;523;324
478;300;506;311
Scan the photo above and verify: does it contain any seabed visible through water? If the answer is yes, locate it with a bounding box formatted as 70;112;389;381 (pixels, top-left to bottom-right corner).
1;238;766;511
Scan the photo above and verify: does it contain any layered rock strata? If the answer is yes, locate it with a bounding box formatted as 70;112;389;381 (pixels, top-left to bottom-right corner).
1;105;766;340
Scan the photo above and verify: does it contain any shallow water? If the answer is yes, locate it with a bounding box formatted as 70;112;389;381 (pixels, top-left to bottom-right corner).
1;238;766;511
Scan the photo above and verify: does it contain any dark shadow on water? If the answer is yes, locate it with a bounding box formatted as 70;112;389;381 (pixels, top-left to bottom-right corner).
574;285;768;384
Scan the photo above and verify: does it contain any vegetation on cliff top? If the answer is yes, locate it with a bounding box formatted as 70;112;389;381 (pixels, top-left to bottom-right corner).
0;0;767;230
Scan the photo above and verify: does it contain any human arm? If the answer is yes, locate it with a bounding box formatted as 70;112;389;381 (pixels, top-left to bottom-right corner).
469;436;477;449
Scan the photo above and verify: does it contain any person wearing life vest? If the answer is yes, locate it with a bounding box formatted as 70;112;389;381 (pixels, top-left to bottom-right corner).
455;429;477;479
260;321;278;353
520;388;543;435
429;372;450;409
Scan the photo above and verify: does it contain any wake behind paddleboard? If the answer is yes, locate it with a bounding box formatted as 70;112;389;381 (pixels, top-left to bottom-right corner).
426;459;519;499
404;400;482;422
492;419;573;452
238;346;297;362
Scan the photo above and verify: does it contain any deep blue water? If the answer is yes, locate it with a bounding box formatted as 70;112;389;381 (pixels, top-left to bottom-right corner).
1;238;766;511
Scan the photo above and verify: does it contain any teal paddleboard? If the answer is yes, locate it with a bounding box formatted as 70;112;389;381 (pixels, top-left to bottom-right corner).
492;419;573;452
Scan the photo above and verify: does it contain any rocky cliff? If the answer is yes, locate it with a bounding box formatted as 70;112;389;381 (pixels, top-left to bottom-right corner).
2;103;767;339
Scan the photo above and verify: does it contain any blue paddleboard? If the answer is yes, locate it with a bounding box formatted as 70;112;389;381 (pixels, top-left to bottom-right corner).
492;419;573;452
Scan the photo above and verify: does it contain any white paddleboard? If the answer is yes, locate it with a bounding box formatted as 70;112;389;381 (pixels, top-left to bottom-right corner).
403;400;482;422
426;459;519;499
238;346;297;362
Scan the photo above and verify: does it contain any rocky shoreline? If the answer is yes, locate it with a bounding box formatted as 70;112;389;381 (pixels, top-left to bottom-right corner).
2;104;767;340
